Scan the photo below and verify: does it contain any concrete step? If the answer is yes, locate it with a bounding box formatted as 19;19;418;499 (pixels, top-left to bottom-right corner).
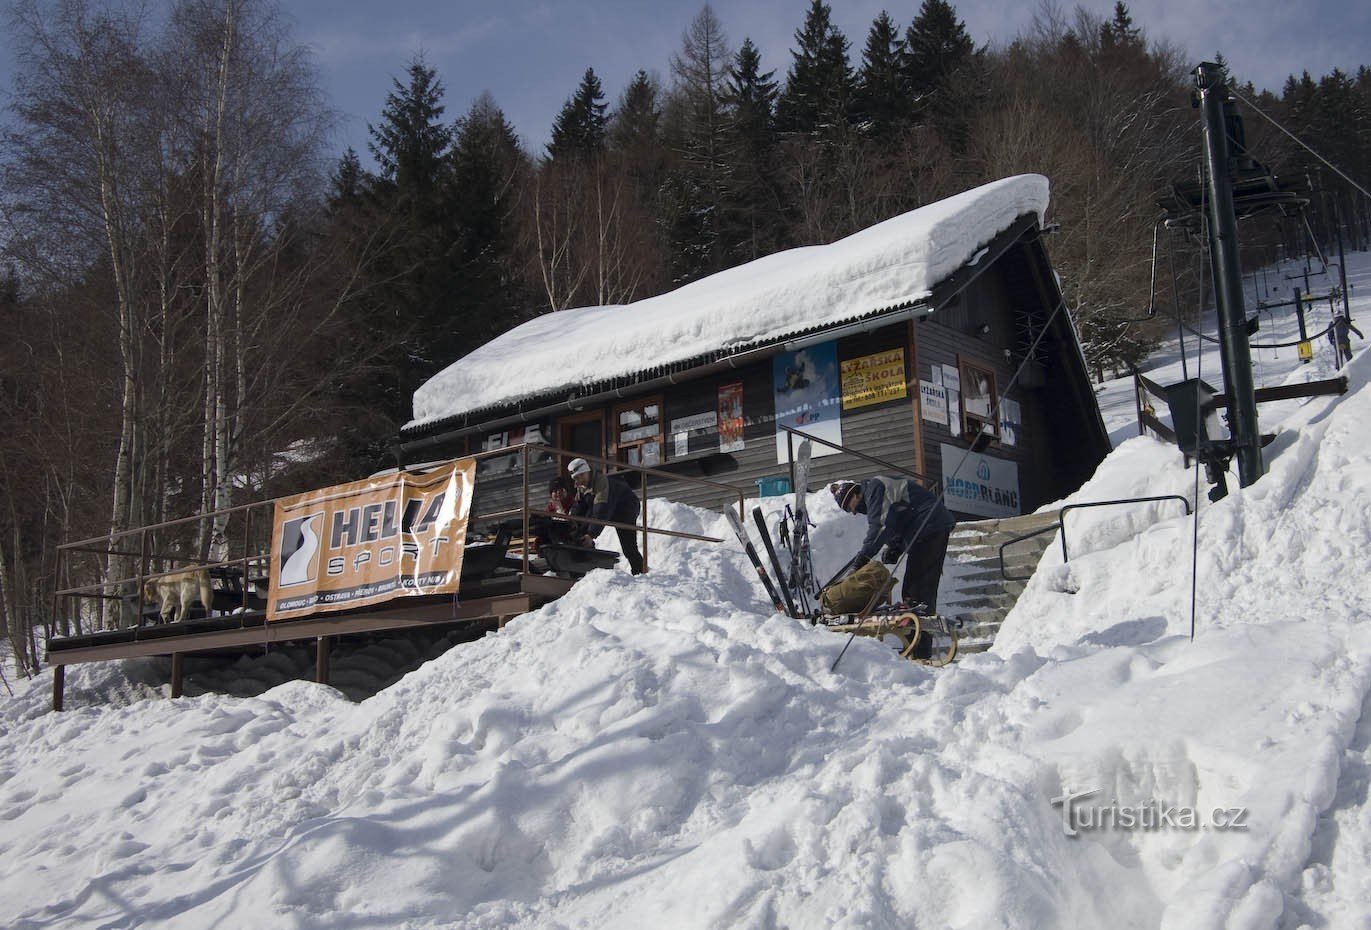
948;540;1055;563
939;513;1062;663
948;581;1025;603
954;511;1063;537
949;569;1029;589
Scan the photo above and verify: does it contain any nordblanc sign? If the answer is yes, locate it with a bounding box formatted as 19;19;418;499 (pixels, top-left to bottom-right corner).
940;444;1021;518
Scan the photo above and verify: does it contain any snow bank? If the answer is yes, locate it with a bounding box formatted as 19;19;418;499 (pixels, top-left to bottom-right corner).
408;175;1049;428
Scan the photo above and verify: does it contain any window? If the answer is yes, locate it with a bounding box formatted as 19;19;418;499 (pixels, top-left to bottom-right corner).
959;359;999;441
612;396;664;468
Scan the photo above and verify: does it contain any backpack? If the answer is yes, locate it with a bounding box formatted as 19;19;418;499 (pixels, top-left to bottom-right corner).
820;561;893;615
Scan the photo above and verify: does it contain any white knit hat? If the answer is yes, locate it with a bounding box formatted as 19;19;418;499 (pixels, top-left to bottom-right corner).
567;458;591;477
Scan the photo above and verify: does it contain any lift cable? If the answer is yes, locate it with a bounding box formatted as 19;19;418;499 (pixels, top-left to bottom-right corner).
1226;84;1371;204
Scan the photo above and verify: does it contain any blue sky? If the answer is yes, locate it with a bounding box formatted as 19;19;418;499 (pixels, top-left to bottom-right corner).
3;0;1369;165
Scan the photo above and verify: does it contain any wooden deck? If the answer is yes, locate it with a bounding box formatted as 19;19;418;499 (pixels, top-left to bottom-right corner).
46;572;575;710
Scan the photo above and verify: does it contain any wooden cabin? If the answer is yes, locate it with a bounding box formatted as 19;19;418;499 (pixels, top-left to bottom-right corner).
396;176;1110;519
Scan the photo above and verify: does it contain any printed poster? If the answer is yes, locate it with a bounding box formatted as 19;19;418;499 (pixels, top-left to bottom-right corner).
999;397;1022;446
668;411;716;459
841;348;907;410
919;380;949;426
773;342;843;463
267;458;476;621
718;381;745;452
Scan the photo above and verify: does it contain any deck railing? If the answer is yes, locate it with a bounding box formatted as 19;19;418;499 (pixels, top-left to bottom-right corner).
51;443;745;636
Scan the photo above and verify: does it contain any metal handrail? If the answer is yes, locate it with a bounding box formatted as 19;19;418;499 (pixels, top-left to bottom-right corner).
995;494;1194;580
53;439;745;631
55;498;276;552
1059;495;1191;562
472;440;744;572
998;522;1063;581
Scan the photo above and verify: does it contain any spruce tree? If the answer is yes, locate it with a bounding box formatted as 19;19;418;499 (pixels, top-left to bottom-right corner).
1099;2;1143;53
721;37;783;262
854;11;908;134
368;57;452;211
901;0;974;101
366;57;460;411
610;70;663;152
664;4;733;282
548;67;608;160
328;147;368;210
450;92;531;345
776;0;853;135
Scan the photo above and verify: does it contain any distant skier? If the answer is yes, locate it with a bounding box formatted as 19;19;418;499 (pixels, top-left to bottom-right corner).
568;458;645;575
1329;313;1364;366
830;478;955;612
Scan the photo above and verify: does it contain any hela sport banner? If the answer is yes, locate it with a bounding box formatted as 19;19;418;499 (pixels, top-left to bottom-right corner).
266;459;477;621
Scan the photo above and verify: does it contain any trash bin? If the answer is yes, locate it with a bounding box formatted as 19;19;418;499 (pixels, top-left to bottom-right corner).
1164;378;1225;456
755;476;792;497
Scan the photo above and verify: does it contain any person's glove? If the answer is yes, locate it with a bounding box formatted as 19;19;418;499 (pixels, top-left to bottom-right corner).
852;554;870;569
880;545;900;564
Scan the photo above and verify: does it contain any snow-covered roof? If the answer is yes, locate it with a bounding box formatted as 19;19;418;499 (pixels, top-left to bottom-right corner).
407;174;1050;431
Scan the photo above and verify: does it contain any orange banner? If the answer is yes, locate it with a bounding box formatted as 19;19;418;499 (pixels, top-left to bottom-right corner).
266;459;477;621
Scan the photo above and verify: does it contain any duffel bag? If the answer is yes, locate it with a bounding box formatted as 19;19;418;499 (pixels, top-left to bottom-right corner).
819;561;893;614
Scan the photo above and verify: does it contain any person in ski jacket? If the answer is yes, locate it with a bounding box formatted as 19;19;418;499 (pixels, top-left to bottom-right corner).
568;458;645;574
1329;313;1363;365
531;475;586;553
830;477;955;611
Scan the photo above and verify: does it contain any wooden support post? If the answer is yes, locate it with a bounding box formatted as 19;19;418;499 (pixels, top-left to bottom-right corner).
170;652;184;698
316;635;332;686
52;664;65;712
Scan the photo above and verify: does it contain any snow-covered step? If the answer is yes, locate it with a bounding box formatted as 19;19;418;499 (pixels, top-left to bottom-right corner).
939;512;1062;656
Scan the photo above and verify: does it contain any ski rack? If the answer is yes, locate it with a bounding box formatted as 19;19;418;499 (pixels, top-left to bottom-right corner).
997;494;1193;581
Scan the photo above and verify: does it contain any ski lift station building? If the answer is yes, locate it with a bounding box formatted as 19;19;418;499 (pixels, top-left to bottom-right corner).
397;175;1111;522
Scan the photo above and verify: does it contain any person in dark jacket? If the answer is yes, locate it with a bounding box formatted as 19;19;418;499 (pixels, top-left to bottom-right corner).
1330;313;1364;366
568;458;645;574
830;477;955;611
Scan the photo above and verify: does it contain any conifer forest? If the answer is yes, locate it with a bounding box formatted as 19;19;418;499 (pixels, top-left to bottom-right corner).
2;0;1370;671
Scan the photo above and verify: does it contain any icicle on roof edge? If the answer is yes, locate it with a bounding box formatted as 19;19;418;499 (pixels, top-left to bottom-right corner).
407;174;1050;430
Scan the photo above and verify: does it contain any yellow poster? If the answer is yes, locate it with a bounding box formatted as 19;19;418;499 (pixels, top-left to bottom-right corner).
266;459;476;621
841;348;907;410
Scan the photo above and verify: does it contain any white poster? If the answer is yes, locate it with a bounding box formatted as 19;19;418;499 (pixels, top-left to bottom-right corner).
674;432;689;457
941;365;961;392
946;389;961;436
670;412;715;434
919;380;948;426
1000;397;1022;446
940;443;1021;518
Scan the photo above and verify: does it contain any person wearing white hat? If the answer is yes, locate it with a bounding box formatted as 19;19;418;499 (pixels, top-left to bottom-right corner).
567;458;645;574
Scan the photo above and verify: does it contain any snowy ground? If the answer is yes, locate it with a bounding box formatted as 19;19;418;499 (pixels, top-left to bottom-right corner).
1;253;1369;929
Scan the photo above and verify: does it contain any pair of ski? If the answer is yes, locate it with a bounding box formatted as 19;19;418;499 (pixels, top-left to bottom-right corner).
725;439;816;620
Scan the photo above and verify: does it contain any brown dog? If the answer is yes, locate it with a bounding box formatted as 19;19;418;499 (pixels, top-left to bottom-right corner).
142;568;213;624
